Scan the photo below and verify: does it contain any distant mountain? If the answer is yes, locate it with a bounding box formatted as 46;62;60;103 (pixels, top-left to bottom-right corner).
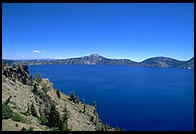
177;57;194;69
140;57;185;68
2;54;194;70
59;54;138;66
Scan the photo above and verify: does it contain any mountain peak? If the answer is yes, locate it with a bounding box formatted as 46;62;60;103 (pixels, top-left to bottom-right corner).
89;54;102;57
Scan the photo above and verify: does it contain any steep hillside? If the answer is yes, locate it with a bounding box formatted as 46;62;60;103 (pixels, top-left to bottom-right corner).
2;64;122;131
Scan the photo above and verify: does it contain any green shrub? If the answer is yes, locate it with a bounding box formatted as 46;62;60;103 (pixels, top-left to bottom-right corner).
21;127;27;131
62;106;69;122
29;127;34;131
51;127;59;131
58;118;64;131
12;106;17;109
83;104;86;114
22;75;28;85
5;96;12;105
93;101;97;109
48;103;61;128
76;96;79;104
42;84;49;94
90;116;94;122
29;75;34;86
13;73;17;82
21;127;34;131
39;109;48;125
36;72;42;83
35;89;44;99
30;104;37;117
93;101;97;114
33;83;44;99
2;103;13;119
33;83;38;93
105;124;111;131
12;113;26;123
57;117;70;131
59;106;70;131
115;127;125;131
83;98;86;114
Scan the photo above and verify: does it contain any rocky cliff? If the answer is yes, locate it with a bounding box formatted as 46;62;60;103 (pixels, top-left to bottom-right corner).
2;64;121;131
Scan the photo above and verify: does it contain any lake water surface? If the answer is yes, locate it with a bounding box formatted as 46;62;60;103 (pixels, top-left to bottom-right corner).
28;65;194;131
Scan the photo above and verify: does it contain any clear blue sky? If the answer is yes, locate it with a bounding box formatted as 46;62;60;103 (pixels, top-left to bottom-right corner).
2;3;194;61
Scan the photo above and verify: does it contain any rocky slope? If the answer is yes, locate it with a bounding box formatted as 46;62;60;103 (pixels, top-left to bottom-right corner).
3;54;194;70
2;64;121;131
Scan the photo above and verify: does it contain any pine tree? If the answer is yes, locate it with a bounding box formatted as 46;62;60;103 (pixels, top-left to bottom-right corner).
48;103;61;128
5;96;12;105
93;101;97;114
33;83;38;93
61;106;69;131
22;75;27;85
83;98;86;114
70;91;76;103
76;96;79;104
3;60;8;68
56;89;61;99
13;73;17;82
93;101;97;109
39;108;48;125
29;75;34;86
84;104;86;114
30;104;37;117
58;118;64;131
36;72;42;83
62;106;69;123
21;127;27;131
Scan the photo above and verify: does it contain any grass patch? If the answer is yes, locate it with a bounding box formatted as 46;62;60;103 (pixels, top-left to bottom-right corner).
12;106;17;109
2;103;13;119
12;113;26;123
21;127;34;131
30;104;37;117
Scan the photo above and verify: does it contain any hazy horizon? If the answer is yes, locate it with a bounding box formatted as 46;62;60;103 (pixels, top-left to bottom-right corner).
2;53;194;62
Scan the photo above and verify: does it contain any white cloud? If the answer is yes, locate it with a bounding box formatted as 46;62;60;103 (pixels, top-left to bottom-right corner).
33;50;41;53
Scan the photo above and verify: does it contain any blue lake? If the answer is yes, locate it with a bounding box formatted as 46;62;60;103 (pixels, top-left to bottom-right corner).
28;64;194;131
